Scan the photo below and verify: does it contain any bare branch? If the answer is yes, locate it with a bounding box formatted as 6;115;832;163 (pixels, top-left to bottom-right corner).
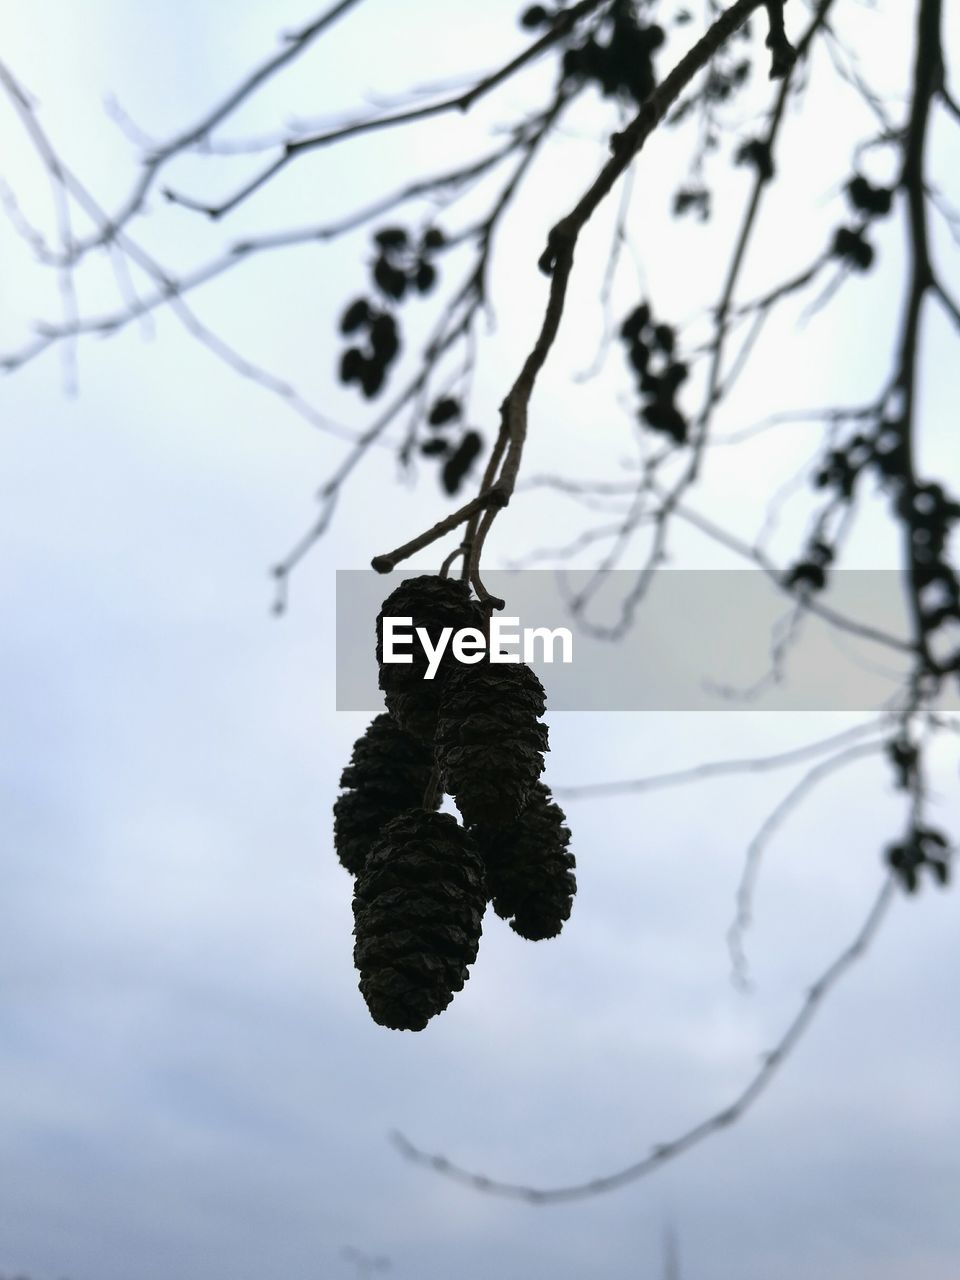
67;0;368;257
554;717;891;799
165;0;608;219
473;0;778;597
659;492;916;656
933;279;960;331
0;59;357;442
940;83;960;126
531;0;838;642
892;0;946;681
393;876;897;1203
727;739;887;987
371;488;508;574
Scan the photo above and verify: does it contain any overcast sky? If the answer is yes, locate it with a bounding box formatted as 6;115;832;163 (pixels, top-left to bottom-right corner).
2;4;960;1279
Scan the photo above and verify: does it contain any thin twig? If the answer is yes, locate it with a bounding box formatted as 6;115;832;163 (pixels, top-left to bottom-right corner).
727;739;887;987
166;0;607;219
371;488;507;573
69;0;368;256
553;717;890;798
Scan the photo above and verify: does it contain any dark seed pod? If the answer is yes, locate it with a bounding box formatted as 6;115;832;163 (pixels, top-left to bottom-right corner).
358;358;385;399
673;186;711;220
436;658;548;827
339;347;364;384
627;339;650;373
340;297;371;335
832;226;874;272
373;257;407;300
376;575;486;740
474;782;575;941
441;429;483;495
735;137;774;182
643;22;665;52
428;396;461;427
620;302;651;341
420;438;449;457
415;260;437;294
374;226;408;250
370;312;399;363
333;713;438;875
520;4;549;28
562;46;584;77
353;809;486;1031
641;400;687;443
653;323;675;356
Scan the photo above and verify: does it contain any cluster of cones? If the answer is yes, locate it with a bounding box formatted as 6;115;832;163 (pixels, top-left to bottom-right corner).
333;575;576;1031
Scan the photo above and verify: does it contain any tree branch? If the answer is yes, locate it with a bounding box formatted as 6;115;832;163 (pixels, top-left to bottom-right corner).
371;488;508;574
378;0;775;595
66;0;368;257
553;717;890;799
166;0;608;219
393;876;897;1203
727;739;886;987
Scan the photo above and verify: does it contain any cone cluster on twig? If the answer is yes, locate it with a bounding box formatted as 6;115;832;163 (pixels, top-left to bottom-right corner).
332;573;577;1032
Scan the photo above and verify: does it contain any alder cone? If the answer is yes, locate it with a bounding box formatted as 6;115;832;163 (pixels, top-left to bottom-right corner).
436;659;548;827
376;575;485;740
474;782;575;941
333;713;437;875
352;809;486;1031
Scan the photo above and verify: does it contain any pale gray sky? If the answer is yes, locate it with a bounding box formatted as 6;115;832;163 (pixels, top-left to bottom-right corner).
2;4;959;1279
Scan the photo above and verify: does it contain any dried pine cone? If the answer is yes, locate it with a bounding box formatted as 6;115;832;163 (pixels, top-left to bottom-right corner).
435;659;548;827
353;809;486;1031
474;782;575;941
333;713;438;875
376;575;485;740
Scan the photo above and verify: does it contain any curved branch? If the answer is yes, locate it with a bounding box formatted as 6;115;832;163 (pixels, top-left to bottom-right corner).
727;739;887;986
393;876;897;1203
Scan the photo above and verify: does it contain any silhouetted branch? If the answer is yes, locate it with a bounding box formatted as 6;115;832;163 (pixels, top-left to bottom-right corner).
371;488;508;574
0;59;358;442
553;717;890;799
393;875;897;1202
376;0;784;596
611;0;836;634
727;739;887;986
164;0;608;219
276;95;570;604
68;0;368;257
938;84;960;126
892;0;947;682
933;279;960;330
516;470;914;654
5;142;515;345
